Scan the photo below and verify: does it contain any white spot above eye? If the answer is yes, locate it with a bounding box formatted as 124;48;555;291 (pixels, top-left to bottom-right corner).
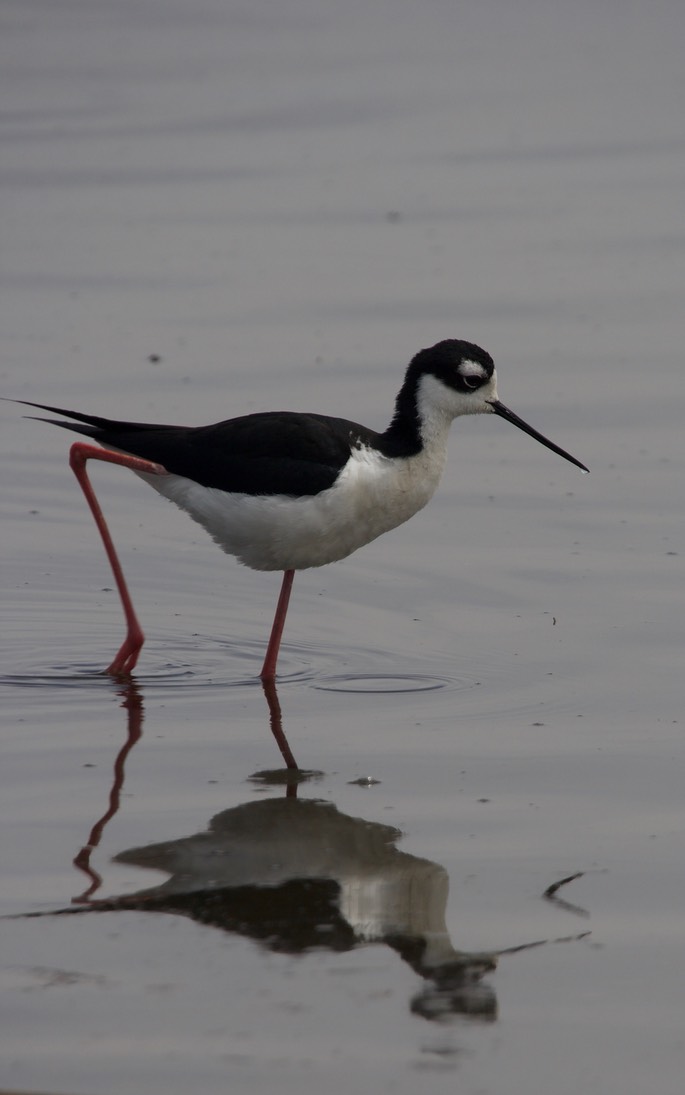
459;359;487;380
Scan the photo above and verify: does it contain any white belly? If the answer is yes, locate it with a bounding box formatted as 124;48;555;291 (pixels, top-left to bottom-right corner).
135;443;447;572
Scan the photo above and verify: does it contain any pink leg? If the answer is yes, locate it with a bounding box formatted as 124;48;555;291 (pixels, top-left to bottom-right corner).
69;442;167;676
259;569;295;682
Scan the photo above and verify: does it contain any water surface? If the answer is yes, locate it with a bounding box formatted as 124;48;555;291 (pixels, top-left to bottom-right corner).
2;3;685;1093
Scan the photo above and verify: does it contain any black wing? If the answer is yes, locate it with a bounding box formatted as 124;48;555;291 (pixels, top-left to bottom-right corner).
15;400;380;496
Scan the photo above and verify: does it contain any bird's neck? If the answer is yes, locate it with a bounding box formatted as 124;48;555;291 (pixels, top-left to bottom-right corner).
380;370;454;462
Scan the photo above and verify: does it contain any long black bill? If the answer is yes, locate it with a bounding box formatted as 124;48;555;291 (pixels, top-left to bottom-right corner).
489;400;589;473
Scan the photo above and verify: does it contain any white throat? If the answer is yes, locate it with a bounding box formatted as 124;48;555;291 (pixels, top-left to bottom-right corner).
415;369;499;452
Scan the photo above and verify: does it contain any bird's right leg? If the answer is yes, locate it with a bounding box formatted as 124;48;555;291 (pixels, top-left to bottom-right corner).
69;442;168;676
260;569;295;683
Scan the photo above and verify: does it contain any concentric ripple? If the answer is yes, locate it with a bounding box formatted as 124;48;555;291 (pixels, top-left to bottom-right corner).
2;600;576;721
312;672;460;694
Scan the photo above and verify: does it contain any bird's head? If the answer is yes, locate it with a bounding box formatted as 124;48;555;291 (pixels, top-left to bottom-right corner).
412;340;588;472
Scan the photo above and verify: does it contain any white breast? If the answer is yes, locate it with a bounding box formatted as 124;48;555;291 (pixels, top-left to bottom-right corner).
135;441;449;572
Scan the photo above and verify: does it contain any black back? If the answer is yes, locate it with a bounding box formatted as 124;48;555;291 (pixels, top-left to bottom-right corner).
16;341;494;496
20;402;382;496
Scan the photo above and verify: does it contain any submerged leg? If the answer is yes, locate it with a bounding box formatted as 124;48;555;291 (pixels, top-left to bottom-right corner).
260;677;299;770
259;569;295;682
69;442;167;676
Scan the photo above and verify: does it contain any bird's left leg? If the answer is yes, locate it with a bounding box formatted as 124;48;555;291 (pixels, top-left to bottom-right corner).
69;442;167;676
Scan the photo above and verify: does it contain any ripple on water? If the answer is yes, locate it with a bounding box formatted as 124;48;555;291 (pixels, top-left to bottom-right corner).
312;673;466;694
2;624;475;696
2;607;579;722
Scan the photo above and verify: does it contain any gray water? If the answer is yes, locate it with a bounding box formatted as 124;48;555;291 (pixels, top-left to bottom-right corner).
2;2;684;1093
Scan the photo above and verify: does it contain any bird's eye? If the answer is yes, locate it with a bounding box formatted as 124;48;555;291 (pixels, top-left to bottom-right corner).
462;375;482;391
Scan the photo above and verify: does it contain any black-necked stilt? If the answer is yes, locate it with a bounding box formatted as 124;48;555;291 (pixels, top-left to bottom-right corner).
15;340;587;680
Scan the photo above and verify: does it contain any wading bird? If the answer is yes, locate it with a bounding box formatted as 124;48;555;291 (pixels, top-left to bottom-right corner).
14;340;588;679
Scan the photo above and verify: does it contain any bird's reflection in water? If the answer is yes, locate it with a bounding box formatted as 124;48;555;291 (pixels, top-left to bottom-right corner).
260;676;299;772
113;795;499;1021
71;680;144;901
50;679;586;1025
